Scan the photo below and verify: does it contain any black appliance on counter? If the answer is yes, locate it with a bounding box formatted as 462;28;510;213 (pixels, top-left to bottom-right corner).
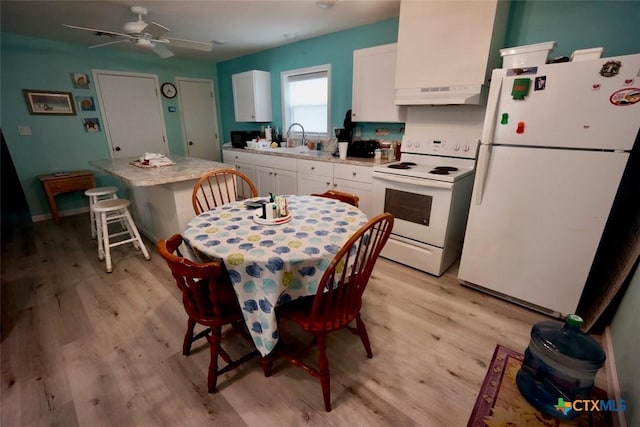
230;130;261;148
348;140;380;158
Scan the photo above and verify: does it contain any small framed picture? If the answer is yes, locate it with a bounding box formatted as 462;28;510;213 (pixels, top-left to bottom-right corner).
71;73;91;89
76;96;96;111
82;118;101;132
23;90;76;115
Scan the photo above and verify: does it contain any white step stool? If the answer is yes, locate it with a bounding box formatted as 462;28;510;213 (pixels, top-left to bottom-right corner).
84;186;119;239
92;198;151;273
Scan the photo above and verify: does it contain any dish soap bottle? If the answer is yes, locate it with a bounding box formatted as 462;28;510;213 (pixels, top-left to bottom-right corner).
516;314;606;420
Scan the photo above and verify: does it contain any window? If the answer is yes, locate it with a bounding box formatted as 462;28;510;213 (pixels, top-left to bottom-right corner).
281;64;331;139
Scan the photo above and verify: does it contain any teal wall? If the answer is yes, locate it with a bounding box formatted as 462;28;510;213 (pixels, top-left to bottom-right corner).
1;33;216;218
216;18;400;141
506;0;640;58
610;263;639;427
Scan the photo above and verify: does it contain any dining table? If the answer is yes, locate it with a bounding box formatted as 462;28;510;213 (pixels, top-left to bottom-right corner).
181;195;369;356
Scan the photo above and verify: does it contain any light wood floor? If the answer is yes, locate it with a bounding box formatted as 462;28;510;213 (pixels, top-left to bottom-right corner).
1;214;604;426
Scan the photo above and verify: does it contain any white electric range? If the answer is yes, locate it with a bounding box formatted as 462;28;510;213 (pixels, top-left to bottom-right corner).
372;136;479;276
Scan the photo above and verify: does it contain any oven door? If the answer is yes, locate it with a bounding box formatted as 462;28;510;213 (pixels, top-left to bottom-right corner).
372;172;453;247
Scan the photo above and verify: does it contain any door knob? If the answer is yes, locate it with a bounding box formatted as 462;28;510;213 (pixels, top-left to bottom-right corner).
115;146;121;151
189;141;194;146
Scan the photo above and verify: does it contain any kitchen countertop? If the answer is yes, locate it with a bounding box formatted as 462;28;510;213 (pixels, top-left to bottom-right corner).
223;145;395;167
90;155;226;186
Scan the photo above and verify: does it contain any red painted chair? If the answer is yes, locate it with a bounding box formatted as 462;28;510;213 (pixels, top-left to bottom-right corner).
158;234;259;392
311;189;359;207
274;212;394;411
192;168;258;214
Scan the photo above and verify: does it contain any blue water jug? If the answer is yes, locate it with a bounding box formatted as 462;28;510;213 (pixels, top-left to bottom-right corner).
516;314;606;420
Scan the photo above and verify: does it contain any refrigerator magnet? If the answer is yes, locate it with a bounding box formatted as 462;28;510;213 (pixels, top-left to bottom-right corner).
511;78;531;100
609;88;640;106
534;76;547;91
600;60;621;77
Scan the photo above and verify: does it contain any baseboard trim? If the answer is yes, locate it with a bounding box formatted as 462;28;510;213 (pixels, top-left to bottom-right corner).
603;326;627;427
32;207;90;223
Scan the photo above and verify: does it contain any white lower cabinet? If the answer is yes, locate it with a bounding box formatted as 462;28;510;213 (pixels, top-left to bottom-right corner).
333;163;373;218
297;159;334;195
255;154;297;197
223;150;374;216
223;151;258;197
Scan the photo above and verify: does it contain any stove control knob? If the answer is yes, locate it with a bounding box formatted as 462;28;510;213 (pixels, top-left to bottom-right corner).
463;145;470;152
454;144;460;151
406;140;413;148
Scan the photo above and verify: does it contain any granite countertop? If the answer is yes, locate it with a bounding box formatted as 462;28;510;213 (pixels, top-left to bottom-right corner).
90;154;227;186
223;145;395;167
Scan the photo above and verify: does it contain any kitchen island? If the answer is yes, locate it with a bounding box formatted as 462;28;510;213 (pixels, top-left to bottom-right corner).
90;155;226;242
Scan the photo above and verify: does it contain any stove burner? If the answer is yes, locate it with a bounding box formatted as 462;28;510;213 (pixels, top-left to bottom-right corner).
429;169;450;175
434;166;459;172
401;162;417;166
388;163;412;169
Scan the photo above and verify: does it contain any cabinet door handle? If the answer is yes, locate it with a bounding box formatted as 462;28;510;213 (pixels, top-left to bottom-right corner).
269;172;273;175
115;146;121;151
352;172;357;176
333;183;338;187
311;166;315;170
326;182;331;186
189;141;194;146
274;172;278;176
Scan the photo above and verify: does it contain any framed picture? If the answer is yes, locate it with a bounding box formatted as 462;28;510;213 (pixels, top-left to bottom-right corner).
71;73;91;89
23;90;77;115
82;118;101;132
76;96;96;111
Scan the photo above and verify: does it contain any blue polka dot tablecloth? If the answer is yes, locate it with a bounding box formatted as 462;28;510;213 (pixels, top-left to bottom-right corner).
182;195;369;356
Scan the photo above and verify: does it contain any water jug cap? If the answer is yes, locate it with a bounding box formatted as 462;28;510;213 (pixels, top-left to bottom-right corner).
566;314;583;328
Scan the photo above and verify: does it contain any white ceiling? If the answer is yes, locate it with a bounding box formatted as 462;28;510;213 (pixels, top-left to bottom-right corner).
1;0;400;62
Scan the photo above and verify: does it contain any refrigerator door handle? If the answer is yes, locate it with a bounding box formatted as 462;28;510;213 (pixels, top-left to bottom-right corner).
474;143;491;205
474;69;504;206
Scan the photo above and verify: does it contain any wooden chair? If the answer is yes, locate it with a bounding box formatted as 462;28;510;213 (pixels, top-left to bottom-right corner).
192;168;258;215
273;212;394;411
311;189;359;207
158;234;259;392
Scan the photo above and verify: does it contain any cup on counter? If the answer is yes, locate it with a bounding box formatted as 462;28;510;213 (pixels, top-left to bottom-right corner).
338;142;349;160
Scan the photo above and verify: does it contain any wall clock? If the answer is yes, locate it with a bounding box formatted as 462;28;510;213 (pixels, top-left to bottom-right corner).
161;82;177;99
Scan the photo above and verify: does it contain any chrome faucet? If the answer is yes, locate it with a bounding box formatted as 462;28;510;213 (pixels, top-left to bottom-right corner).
286;122;306;146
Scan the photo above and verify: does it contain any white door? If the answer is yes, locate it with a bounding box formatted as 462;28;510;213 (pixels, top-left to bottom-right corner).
93;70;168;158
458;146;629;315
177;78;220;161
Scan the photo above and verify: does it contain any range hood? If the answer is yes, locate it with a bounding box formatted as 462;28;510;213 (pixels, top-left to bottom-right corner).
394;84;488;106
393;0;509;107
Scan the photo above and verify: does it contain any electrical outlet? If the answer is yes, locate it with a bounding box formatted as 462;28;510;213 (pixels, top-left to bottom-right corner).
18;126;32;136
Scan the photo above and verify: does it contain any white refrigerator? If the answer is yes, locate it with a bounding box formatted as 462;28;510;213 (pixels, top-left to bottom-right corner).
458;53;640;316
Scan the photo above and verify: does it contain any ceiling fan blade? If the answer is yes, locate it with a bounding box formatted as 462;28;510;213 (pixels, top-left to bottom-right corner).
63;24;132;39
143;21;170;39
89;39;130;49
165;37;213;52
152;43;174;59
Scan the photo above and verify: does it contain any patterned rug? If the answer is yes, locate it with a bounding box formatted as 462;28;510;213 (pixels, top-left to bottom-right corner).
467;345;612;427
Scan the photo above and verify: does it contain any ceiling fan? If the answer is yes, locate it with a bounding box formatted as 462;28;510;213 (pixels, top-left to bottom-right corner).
64;5;212;58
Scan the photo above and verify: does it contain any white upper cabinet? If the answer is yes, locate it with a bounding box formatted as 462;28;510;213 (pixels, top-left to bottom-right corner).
352;43;405;123
394;0;510;105
232;70;272;122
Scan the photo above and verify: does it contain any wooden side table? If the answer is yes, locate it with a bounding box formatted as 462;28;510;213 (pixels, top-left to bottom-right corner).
38;170;96;224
